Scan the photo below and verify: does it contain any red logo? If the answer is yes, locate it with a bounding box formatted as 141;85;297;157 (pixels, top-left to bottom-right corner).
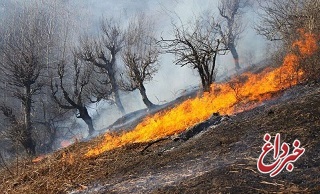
257;133;305;177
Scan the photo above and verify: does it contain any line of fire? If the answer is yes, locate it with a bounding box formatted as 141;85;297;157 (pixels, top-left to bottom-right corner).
0;1;319;193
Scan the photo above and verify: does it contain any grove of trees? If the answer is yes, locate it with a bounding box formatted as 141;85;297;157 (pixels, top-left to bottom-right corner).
77;18;126;115
0;1;70;155
0;0;318;159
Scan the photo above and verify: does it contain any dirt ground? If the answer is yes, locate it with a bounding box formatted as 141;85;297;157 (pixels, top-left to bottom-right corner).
0;83;319;194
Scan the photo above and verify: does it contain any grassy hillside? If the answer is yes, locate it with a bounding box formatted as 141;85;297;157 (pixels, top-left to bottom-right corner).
0;83;319;193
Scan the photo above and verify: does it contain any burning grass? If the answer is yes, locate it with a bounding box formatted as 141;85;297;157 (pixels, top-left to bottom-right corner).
0;30;318;194
1;82;318;193
85;29;318;157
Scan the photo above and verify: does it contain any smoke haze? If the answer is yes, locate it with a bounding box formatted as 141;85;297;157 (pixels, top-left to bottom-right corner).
0;0;267;134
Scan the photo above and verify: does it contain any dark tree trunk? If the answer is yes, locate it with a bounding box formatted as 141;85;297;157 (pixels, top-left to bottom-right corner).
138;84;155;109
21;130;36;156
43;122;56;153
199;41;219;93
229;43;241;71
107;66;125;115
23;85;36;155
78;107;95;135
198;69;212;93
197;61;216;93
203;83;211;93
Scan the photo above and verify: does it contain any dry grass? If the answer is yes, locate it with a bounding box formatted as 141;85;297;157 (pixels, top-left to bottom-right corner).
0;83;319;193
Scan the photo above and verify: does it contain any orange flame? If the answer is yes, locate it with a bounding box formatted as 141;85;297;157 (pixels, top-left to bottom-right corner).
293;29;318;55
62;152;74;165
32;155;47;163
60;135;82;148
85;29;317;157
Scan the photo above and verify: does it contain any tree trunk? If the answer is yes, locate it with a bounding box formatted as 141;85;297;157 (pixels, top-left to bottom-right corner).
197;65;213;93
138;84;155;109
114;89;125;115
107;66;125;115
78;107;95;136
229;43;241;71
43;121;56;153
23;85;36;156
21;130;36;156
44;123;56;153
203;83;211;93
198;72;212;93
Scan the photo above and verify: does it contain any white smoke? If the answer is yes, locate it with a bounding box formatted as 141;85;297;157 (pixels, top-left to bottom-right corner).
1;0;268;138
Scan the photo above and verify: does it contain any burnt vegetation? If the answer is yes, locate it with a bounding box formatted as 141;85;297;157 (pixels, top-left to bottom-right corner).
256;0;320;80
0;81;319;193
0;0;319;193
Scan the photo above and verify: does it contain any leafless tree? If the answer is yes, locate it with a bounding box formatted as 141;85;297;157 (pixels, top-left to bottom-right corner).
0;104;25;148
32;99;68;153
0;4;56;155
160;14;228;92
121;16;160;109
256;0;320;41
51;56;112;136
77;18;126;115
256;0;320;79
218;0;251;71
0;0;80;155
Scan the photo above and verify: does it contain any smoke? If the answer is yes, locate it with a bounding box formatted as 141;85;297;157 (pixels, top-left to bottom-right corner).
0;0;268;139
60;0;268;133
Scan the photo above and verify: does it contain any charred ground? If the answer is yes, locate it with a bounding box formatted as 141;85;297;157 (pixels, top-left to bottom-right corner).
0;83;319;193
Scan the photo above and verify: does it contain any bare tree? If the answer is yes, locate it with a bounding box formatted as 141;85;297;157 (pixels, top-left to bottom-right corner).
51;56;111;136
0;4;56;155
0;104;26;150
32;99;68;153
77;18;126;115
121;16;160;109
160;14;228;92
0;0;81;156
256;0;320;41
256;0;320;79
218;0;251;71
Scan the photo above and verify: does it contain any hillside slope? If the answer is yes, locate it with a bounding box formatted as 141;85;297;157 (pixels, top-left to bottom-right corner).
0;83;319;193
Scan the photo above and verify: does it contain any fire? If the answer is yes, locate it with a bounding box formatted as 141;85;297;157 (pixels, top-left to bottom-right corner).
60;140;73;148
293;29;318;55
32;155;47;163
85;29;317;157
60;135;82;148
62;152;74;165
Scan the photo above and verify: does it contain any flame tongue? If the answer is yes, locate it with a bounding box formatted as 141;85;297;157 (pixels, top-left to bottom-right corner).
85;29;317;157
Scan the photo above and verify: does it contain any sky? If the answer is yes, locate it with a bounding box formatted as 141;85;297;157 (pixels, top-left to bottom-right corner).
0;0;268;131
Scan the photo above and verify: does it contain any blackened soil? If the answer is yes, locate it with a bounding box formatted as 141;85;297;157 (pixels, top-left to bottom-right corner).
0;84;319;194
